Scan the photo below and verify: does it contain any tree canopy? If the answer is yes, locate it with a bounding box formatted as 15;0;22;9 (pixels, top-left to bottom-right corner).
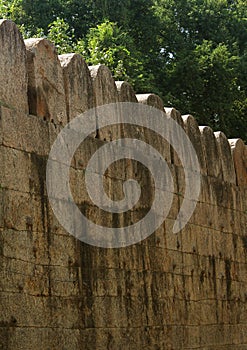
0;0;246;141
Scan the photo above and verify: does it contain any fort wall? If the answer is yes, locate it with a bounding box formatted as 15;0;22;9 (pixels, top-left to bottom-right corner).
0;20;247;350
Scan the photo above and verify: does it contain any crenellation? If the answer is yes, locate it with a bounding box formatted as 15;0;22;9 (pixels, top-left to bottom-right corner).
115;81;138;103
137;93;164;111
229;138;247;187
0;20;28;113
165;107;185;167
89;64;119;107
182;114;207;175
89;64;120;140
59;53;95;122
0;22;247;350
25;38;67;125
199;126;223;179
214;131;236;184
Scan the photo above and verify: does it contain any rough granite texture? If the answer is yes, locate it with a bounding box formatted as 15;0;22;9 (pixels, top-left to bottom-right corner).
0;19;247;350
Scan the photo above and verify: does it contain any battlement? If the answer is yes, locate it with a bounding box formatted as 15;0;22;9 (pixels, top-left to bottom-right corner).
0;19;247;350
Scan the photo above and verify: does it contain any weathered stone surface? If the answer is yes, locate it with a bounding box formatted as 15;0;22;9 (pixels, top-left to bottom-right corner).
127;103;171;163
25;38;67;125
200;125;223;179
0;21;247;350
0;255;49;295
0;20;28;113
182;114;207;175
115;81;138;103
89;64;118;106
3;189;32;231
137;93;164;110
0;328;81;350
0;106;50;155
165;107;185;167
164;106;182;122
229;138;247;187
0;291;83;328
59;53;95;121
215;131;236;184
115;81;139;138
89;64;119;140
0;146;31;193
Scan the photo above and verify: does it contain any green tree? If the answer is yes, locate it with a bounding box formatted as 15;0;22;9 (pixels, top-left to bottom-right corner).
85;20;154;91
47;17;75;54
167;41;240;132
154;0;247;141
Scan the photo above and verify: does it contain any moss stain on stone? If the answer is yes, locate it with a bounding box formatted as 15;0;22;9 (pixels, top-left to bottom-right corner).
225;259;232;300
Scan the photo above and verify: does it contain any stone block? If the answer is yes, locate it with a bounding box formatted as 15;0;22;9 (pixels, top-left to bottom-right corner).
144;125;171;164
229;138;247;187
1;106;50;155
1;229;36;262
115;81;138;102
200;126;223;179
3;189;32;231
0;20;28;113
89;64;120;140
137;93;164;111
164;107;185;167
49;232;79;267
49;265;81;297
89;64;119;106
209;177;236;210
182;114;207;175
215;131;236;184
0;327;81;350
0;145;31;193
59;53;95;120
0;255;49;296
0;291;83;328
25;38;67;125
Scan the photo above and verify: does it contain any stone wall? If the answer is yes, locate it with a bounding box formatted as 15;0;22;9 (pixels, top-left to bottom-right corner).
0;19;247;350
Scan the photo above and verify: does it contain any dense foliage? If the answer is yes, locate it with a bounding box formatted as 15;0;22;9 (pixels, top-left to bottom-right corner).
0;0;246;141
